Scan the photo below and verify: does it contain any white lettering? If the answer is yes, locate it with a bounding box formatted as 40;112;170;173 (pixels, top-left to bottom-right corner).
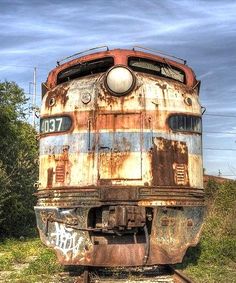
49;119;56;132
49;223;83;258
44;120;49;133
56;118;63;131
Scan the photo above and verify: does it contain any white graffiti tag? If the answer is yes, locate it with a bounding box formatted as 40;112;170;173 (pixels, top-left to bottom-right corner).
50;223;83;258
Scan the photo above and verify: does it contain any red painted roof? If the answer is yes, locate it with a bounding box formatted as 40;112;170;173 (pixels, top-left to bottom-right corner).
46;48;197;89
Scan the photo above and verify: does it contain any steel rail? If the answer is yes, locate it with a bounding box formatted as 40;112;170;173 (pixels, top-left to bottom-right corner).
72;265;196;283
168;266;196;283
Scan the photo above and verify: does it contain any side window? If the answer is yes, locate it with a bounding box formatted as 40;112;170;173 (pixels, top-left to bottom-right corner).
40;116;72;134
169;115;201;133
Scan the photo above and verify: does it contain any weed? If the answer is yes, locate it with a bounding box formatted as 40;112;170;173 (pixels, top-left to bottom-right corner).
25;248;62;275
179;180;236;283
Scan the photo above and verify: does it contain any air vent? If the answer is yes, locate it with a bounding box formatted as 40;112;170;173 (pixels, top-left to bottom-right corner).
55;165;65;183
173;163;188;185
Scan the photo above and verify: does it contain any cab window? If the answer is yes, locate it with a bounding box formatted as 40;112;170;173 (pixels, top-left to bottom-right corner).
57;57;114;84
169;115;201;133
128;57;185;83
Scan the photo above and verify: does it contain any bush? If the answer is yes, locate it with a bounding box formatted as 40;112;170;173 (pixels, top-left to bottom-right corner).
0;81;38;238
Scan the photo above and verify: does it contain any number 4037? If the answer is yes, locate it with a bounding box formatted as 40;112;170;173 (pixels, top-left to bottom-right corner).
41;118;63;133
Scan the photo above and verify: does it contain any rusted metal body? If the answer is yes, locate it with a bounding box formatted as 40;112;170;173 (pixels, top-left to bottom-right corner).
35;48;205;267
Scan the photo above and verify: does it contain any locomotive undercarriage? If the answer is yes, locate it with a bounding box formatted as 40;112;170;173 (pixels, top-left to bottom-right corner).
35;186;205;267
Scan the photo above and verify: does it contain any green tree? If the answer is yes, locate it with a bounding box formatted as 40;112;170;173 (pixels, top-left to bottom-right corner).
0;81;38;237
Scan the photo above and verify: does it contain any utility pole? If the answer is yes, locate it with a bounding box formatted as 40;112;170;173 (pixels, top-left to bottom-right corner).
32;67;37;128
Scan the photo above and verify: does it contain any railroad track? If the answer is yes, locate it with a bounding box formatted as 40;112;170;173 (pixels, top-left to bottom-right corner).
69;265;195;283
169;266;195;283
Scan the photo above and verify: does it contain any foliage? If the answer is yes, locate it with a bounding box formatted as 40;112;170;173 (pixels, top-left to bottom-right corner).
204;179;220;200
178;180;236;283
0;81;38;237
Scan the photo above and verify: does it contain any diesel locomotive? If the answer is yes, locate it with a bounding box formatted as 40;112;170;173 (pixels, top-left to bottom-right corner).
35;46;205;267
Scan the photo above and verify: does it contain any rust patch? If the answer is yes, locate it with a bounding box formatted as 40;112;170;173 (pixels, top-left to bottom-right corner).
97;113;141;130
156;82;167;93
187;219;193;227
47;168;54;188
161;217;175;226
173;80;195;95
98;150;132;181
98;82;137;108
35;186;205;207
98;83;119;105
55;242;181;266
111;151;131;177
151;137;189;186
100;187;138;201
97;113;142;181
111;137;132;177
45;84;70;108
155;82;168;106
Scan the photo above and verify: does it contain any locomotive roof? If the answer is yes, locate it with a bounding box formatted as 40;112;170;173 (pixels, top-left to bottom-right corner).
46;48;198;89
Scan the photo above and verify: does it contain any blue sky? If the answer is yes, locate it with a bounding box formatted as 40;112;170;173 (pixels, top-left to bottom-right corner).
0;0;235;178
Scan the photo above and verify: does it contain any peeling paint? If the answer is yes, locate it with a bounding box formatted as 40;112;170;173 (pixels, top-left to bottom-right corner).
35;48;205;267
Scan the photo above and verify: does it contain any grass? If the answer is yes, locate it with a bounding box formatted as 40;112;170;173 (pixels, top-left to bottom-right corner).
177;180;236;283
0;238;63;282
0;180;235;282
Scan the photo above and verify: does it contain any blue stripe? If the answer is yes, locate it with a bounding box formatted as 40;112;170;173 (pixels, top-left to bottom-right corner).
40;132;201;155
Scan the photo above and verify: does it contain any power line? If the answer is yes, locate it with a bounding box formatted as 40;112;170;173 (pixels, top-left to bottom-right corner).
204;113;236;118
206;174;236;177
203;130;236;134
204;147;236;151
0;64;48;70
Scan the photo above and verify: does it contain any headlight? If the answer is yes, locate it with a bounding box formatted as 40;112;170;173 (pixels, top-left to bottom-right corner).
105;66;135;96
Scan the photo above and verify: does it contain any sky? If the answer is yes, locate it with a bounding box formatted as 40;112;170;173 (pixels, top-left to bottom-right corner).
0;0;235;178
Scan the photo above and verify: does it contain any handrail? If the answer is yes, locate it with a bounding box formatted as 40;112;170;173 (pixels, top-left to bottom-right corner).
56;45;187;66
57;46;109;66
132;46;187;64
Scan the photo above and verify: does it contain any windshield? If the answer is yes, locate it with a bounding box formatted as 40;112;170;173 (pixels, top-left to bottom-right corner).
128;57;185;83
57;57;114;84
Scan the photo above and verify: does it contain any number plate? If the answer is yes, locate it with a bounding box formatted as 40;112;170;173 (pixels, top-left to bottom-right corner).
40;116;72;134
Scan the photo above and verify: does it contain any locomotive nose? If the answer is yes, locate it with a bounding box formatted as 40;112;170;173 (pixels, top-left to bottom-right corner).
105;65;136;96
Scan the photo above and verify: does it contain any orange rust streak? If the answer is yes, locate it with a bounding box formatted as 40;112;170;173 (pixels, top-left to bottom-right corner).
45;84;70;108
97;113;141;130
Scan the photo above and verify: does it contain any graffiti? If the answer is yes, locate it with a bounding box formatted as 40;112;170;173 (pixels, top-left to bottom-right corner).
50;223;83;257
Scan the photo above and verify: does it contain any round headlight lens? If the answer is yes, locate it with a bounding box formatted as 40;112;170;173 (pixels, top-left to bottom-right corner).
105;66;135;96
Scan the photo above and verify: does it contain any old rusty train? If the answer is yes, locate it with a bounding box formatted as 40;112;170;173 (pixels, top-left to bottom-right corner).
35;46;205;267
